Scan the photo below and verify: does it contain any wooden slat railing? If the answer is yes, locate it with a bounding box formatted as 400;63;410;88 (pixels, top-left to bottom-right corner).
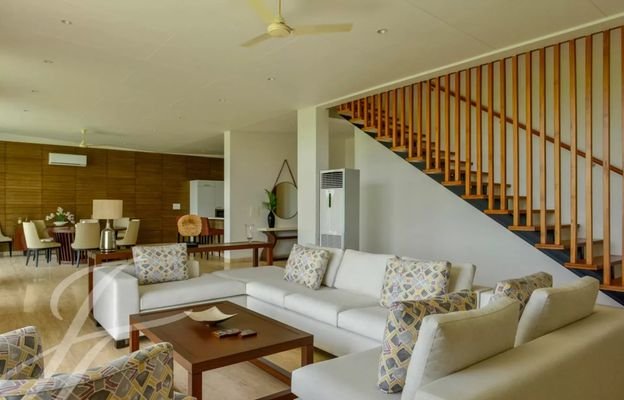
337;26;624;291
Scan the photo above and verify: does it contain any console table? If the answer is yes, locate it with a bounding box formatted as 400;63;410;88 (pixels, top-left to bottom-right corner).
257;227;297;262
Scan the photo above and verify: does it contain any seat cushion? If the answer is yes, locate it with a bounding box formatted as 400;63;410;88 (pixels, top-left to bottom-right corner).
246;278;316;307
515;276;599;346
292;347;401;400
333;249;394;299
338;306;389;342
379;257;450;308
283;244;330;290
139;274;245;311
402;297;519;399
284;288;378;326
212;266;285;283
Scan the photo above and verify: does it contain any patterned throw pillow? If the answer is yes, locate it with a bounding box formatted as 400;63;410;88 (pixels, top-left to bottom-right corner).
133;243;189;285
283;244;330;290
379;257;451;308
490;271;553;316
377;290;477;393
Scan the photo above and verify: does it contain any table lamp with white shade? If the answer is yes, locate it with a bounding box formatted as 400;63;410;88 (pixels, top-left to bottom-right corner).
92;199;123;252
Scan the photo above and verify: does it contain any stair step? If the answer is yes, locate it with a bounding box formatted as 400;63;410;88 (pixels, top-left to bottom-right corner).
565;255;622;271
535;239;603;251
517;208;555;215
601;278;624;292
509;223;575;232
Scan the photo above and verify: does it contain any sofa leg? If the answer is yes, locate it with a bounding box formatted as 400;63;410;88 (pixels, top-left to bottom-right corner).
115;339;129;349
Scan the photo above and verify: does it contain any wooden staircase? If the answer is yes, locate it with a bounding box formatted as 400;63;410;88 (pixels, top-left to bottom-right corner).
336;26;624;305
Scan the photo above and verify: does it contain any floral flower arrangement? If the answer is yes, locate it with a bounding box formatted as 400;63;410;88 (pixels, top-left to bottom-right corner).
45;207;75;224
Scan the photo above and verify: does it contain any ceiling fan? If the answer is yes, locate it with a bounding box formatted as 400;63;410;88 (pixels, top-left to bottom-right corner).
77;129;124;149
242;0;353;47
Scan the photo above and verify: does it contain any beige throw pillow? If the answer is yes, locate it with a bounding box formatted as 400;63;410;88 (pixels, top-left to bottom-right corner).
490;271;553;316
132;243;188;285
283;244;330;290
379;257;450;308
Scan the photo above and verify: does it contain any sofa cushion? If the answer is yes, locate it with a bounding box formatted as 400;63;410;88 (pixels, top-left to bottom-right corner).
292;347;401;400
379;257;450;308
212;266;285;283
402;297;519;399
515;276;599;346
139;274;245;311
337;306;389;342
132;243;188;285
333;249;395;298
377;290;477;393
283;244;330;290
448;263;476;292
490;271;553;316
303;244;345;287
284;289;379;326
246;278;316;307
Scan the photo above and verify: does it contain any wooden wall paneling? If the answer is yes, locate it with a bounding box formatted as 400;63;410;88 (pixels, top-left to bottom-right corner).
41;145;77;219
162;154;189;242
4;142;42;235
75;148;108;220
106;150;136;218
135;152;163;244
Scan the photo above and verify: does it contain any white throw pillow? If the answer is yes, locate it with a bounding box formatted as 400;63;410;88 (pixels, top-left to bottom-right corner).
515;276;599;346
402;297;519;399
283;244;330;290
303;244;345;287
333;249;395;298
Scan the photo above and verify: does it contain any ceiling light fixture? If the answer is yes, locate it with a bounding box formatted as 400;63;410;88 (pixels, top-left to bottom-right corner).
218;98;227;103
31;89;39;93
43;59;54;64
267;77;276;81
60;19;73;25
376;28;389;35
23;109;29;112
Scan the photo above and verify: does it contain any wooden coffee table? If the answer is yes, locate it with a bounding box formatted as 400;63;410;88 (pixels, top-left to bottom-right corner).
129;301;313;400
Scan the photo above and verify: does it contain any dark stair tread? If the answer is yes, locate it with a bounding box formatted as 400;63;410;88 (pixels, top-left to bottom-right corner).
565;255;622;271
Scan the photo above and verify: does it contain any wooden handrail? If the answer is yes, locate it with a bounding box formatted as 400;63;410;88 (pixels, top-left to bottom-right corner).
430;82;624;176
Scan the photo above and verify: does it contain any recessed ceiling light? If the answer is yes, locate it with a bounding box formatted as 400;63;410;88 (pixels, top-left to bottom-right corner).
43;59;54;64
23;109;29;112
31;89;39;93
376;28;389;35
60;19;72;25
267;77;276;81
218;98;227;103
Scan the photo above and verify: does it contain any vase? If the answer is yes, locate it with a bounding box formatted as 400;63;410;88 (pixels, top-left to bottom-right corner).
54;221;67;227
267;211;275;228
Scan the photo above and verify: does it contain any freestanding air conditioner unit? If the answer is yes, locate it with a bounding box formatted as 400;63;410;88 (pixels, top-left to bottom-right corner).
319;168;359;250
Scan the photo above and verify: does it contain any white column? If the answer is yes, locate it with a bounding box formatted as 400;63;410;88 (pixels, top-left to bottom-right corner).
297;107;329;245
223;130;233;249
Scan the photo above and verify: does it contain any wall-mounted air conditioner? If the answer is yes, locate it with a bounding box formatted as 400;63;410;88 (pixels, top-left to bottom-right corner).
319;168;360;250
48;153;87;167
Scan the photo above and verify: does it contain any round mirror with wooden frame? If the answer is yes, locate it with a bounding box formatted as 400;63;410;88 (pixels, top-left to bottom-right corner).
273;181;297;219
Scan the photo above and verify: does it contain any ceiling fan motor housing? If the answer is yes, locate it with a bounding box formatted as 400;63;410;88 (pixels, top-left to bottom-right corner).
267;21;292;37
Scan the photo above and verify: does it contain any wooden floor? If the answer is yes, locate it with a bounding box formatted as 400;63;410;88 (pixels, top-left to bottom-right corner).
0;254;331;399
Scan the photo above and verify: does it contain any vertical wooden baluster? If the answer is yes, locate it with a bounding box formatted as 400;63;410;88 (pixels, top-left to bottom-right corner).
554;44;562;246
585;36;593;263
393;89;398;147
435;77;441;171
385;91;390;139
416;83;423;159
621;28;624;285
539;48;547;244
569;40;579;264
476;66;483;196
454;72;461;182
351;100;356;119
408;85;414;159
526;52;533;228
444;74;451;182
512;56;520;226
602;31;611;282
487;62;495;209
465;69;473;196
426;80;432;169
400;87;406;148
376;94;382;138
364;97;369;127
500;59;508;212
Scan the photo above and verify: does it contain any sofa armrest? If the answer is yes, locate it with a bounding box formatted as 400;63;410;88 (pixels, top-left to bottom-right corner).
93;265;140;341
174;392;196;400
0;326;44;380
472;285;494;308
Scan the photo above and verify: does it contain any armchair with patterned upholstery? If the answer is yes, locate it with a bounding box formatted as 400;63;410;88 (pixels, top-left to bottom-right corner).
0;326;194;399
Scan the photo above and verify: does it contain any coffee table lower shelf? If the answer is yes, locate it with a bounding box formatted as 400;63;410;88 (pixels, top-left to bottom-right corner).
129;301;313;400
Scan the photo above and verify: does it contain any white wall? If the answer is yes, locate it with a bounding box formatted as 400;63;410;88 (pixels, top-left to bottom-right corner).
224;130;297;259
354;128;620;306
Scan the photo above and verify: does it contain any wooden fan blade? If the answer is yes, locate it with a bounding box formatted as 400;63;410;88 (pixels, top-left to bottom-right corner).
248;0;274;24
293;23;353;36
241;33;273;47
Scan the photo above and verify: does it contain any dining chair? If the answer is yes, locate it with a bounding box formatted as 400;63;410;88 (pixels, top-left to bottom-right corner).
32;220;52;240
116;219;140;248
22;222;61;267
71;222;100;267
113;217;130;239
0;226;12;257
79;219;99;223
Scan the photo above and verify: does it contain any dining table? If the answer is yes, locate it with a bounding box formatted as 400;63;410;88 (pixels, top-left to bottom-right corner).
13;224;81;264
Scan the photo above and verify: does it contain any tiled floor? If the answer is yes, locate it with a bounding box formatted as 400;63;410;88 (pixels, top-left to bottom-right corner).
0;253;326;399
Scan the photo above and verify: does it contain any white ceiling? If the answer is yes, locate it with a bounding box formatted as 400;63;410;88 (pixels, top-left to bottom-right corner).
1;0;623;155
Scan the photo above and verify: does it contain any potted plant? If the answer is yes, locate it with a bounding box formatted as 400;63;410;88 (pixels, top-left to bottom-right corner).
45;207;75;227
263;189;277;228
